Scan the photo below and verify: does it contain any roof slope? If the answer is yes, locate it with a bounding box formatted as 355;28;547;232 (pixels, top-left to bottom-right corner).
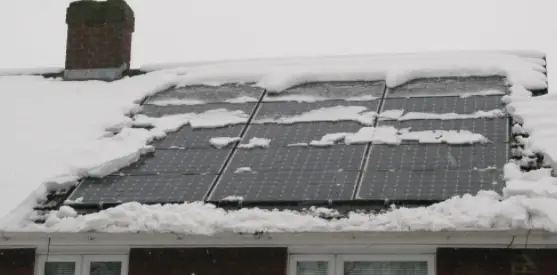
1;51;556;234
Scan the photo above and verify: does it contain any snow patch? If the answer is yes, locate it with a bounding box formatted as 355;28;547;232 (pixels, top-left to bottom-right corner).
398;110;506;121
209;137;241;149
238;137;271;149
234;167;255;174
221;196;244;201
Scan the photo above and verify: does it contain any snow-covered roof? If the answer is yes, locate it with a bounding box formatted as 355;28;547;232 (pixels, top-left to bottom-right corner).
2;51;557;234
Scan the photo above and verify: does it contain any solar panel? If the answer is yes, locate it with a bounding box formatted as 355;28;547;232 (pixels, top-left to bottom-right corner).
145;84;264;105
209;170;359;201
386;76;507;98
140;102;257;118
225;145;367;172
380;96;504;115
242;122;362;147
66;174;217;204
116;149;233;175
365;144;509;171
154;124;245;149
357;169;504;201
263;81;385;101
255;100;380;119
377;118;510;144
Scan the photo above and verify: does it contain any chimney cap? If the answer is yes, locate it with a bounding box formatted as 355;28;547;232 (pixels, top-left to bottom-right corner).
66;0;134;28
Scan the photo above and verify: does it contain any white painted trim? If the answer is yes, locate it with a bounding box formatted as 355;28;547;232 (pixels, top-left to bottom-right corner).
289;255;335;275
336;254;435;275
36;255;81;275
83;255;129;275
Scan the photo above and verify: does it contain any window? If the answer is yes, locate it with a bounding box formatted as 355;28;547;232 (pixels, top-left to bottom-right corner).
36;255;128;275
290;255;434;275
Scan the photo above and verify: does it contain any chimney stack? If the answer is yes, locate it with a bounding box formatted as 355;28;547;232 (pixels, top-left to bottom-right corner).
64;0;135;81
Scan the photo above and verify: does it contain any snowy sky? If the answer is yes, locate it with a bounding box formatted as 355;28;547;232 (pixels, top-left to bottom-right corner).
1;0;555;69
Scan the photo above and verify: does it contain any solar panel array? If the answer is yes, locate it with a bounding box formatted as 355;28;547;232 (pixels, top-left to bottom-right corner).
67;77;510;207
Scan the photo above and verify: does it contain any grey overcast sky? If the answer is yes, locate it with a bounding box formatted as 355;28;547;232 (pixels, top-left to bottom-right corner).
0;0;555;68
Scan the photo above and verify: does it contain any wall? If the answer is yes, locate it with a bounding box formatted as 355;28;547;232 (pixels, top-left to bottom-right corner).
0;249;35;275
129;247;287;275
437;248;557;275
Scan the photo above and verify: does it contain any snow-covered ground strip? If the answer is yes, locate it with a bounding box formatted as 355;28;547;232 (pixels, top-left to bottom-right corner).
210;137;241;149
238;137;271;149
167;51;547;92
2;51;556;234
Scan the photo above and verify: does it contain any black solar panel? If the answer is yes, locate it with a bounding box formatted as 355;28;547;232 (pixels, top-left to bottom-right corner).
209;170;359;201
380;96;504;115
67;77;513;208
357;169;504;201
66;174;216;204
377;118;510;144
145;84;264;105
386;76;507;98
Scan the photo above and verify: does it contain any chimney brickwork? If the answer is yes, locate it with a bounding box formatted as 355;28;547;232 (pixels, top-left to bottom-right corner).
64;0;134;81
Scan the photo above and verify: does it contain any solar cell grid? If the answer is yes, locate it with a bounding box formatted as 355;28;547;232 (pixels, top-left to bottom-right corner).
380;96;504;115
357;169;504;200
377;118;510;144
154;124;245;149
145;84;264;104
386;76;507;98
116;149;232;175
140;102;257;118
242;122;362;147
263;81;385;101
66;174;216;204
209;170;359;201
226;145;367;172
255;100;380;119
365;144;508;171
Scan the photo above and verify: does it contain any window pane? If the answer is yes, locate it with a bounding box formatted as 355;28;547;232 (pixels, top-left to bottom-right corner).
45;262;76;275
344;261;428;275
297;261;329;275
89;262;122;275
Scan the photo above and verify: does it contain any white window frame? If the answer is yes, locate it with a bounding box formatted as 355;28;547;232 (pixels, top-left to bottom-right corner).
289;254;435;275
289;255;335;275
36;255;82;275
82;255;129;275
35;255;128;275
337;254;435;275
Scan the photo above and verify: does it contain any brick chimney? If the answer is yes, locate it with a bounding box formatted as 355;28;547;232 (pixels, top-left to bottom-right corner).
64;0;134;81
